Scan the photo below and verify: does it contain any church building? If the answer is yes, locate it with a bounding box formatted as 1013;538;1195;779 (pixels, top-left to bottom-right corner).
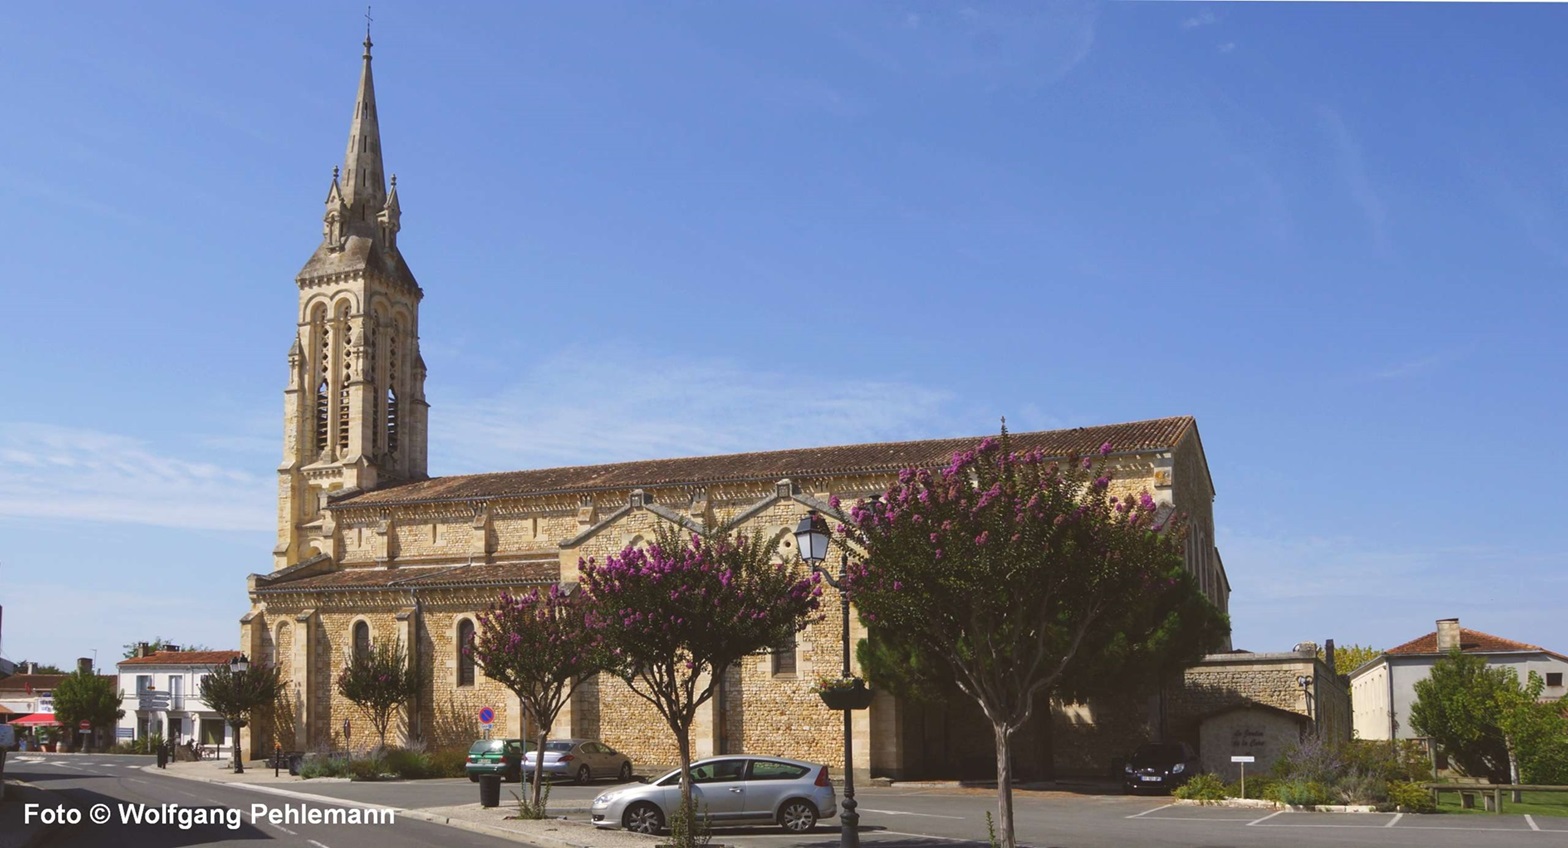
241;36;1231;779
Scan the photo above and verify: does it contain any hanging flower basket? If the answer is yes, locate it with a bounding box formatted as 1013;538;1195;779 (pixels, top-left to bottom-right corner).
814;677;875;710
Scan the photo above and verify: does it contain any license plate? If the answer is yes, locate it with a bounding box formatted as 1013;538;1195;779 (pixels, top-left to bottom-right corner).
1140;776;1160;782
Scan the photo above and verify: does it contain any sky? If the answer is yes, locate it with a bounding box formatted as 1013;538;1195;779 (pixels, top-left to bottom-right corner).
1;1;1564;672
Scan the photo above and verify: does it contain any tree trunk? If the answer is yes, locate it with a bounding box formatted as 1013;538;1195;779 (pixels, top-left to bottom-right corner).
1506;736;1522;804
1037;702;1056;782
993;722;1016;848
532;728;550;809
674;722;695;846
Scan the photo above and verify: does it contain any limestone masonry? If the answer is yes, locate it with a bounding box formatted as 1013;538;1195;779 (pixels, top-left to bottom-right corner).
241;34;1253;779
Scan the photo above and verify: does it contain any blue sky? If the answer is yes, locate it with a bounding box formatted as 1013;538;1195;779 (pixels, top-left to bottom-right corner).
1;2;1564;670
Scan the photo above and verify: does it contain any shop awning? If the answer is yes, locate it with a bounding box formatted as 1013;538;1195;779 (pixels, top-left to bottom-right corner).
9;713;62;726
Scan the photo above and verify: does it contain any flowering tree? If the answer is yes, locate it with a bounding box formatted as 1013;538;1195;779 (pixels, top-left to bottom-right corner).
200;660;284;773
335;639;422;750
471;585;607;808
841;432;1226;848
581;526;820;839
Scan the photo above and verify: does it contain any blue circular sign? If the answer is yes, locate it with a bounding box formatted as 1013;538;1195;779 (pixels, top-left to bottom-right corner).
478;707;495;725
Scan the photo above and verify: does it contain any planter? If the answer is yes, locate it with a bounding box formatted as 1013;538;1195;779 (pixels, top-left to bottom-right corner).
819;686;875;711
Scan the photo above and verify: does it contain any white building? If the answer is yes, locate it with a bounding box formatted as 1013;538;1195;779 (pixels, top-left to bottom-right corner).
116;649;242;753
1349;618;1568;741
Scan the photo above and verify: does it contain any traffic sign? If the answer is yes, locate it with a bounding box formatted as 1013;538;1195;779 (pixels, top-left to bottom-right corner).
478;706;495;725
1231;755;1255;763
79;720;91;730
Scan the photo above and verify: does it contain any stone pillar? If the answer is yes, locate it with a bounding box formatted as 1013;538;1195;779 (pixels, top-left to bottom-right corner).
294;610;318;750
396;606;419;745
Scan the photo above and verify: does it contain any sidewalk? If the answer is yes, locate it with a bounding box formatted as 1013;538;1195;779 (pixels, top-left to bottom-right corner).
154;760;660;848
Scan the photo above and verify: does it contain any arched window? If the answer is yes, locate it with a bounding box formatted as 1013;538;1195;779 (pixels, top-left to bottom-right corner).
352;621;371;662
457;619;476;686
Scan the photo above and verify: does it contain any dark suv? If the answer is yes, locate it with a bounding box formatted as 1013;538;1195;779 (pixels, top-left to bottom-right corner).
1122;742;1201;794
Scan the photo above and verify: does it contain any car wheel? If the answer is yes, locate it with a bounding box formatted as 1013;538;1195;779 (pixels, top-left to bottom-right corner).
778;799;818;833
468;775;479;783
624;802;664;834
576;764;591;784
617;761;633;782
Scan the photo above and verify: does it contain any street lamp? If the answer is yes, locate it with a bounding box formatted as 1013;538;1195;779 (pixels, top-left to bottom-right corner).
1296;674;1315;732
795;510;859;848
231;654;250;773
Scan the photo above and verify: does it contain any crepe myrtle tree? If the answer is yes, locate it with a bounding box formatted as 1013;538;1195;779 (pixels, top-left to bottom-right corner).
581;525;821;842
841;431;1223;848
471;584;608;809
335;639;422;751
200;659;283;773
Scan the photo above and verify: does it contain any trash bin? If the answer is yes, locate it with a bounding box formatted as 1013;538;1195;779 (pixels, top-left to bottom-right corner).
288;755;303;776
478;774;502;808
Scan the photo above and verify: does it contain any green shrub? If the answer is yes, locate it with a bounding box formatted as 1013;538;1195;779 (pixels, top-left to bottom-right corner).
1333;768;1386;805
1172;773;1227;802
1387;780;1437;813
426;748;469;778
1225;775;1276;800
1265;779;1334;806
299;754;352;779
383;748;432;779
347;755;388;781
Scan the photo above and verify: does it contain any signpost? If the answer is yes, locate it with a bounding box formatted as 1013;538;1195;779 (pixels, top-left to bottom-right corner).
478;707;495;739
1232;755;1256;799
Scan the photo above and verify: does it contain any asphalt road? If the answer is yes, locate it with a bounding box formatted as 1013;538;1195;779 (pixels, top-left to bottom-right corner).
1;754;516;848
7;754;1565;848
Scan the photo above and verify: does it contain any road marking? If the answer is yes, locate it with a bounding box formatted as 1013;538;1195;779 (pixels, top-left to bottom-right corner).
308;840;332;848
858;808;965;819
1386;813;1402;828
268;823;299;837
1246;810;1285;826
1525;815;1539;832
1126;803;1175;818
876;830;972;842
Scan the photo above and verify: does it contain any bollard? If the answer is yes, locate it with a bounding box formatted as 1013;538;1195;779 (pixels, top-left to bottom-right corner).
478;773;502;808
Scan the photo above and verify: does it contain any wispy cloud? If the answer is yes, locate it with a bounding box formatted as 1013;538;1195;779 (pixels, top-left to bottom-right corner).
1361;346;1473;382
1220;527;1565;652
431;347;961;474
0;423;272;531
836;3;1097;89
1218;42;1236;54
1182;10;1219;30
1318;106;1392;255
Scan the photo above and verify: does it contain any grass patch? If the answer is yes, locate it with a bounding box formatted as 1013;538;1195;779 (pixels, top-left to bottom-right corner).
1433;789;1568;817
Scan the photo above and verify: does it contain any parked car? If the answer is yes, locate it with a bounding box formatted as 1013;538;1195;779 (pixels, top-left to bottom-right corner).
521;738;634;784
591;755;837;835
466;738;533;782
1122;741;1202;793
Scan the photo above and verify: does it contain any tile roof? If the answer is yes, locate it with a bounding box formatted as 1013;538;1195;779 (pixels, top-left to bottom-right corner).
255;559;558;593
340;416;1196;508
0;674;68;693
118;651;243;667
1386;628;1545;656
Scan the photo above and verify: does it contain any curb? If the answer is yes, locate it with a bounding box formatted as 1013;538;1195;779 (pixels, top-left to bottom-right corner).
151;765;603;848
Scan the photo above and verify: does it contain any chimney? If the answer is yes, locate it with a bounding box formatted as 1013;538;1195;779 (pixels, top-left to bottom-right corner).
1436;618;1461;653
1324;639;1337;676
77;657;92;674
24;661;35;674
137;642;153;658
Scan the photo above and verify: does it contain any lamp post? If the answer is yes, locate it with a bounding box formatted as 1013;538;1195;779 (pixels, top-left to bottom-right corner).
1296;674;1315;734
795;511;859;848
230;654;250;774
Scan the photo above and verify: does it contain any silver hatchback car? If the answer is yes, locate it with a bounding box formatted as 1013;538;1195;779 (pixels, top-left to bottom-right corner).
591;755;837;834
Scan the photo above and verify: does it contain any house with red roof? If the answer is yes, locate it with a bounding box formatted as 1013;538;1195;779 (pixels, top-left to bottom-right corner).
1347;618;1568;740
116;646;243;754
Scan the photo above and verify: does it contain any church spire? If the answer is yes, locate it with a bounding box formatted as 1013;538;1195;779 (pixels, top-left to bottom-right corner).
341;31;386;221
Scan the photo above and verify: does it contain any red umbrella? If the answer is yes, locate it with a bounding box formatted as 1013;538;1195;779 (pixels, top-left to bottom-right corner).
9;713;62;727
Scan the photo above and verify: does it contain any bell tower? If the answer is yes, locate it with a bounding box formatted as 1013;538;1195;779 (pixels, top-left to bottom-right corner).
276;33;429;569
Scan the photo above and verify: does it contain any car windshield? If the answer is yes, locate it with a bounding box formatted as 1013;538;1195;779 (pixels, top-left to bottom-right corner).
470;740;506;753
1130;744;1186;765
